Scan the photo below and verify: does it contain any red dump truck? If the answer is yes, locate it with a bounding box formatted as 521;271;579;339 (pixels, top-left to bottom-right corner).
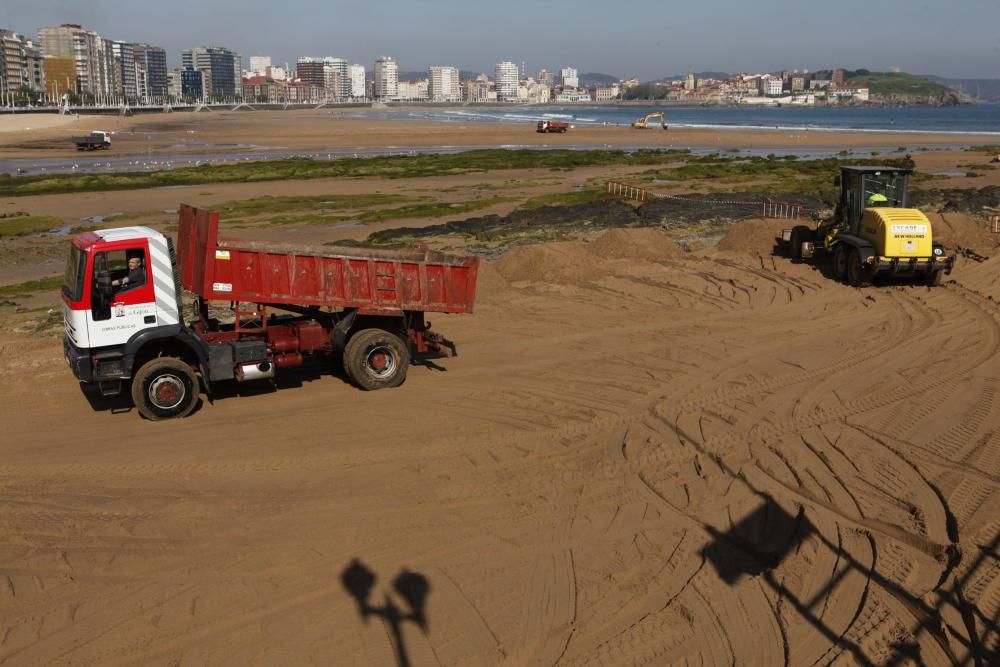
536;120;570;133
62;204;480;420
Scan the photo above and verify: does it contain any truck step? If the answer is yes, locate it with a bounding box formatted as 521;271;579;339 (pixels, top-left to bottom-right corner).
98;380;122;397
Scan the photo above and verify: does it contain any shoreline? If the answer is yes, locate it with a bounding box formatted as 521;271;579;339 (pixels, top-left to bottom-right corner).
0;111;993;164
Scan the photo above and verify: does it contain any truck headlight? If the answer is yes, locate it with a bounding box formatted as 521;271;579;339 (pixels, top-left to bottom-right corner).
933;247;943;256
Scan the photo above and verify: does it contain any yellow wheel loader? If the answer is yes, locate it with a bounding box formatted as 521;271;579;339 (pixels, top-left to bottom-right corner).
780;166;953;286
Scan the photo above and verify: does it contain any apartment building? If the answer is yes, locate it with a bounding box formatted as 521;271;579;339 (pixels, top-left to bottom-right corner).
397;79;428;101
463;73;492;102
111;41;137;97
373;56;398;100
0;30;45;94
560;66;578;89
296;57;325;88
133;43;167;99
427;66;460;102
180;67;206;100
323;58;349;100
249;56;271;76
183;46;241;98
494;61;518;102
38;24;115;97
349;64;366;99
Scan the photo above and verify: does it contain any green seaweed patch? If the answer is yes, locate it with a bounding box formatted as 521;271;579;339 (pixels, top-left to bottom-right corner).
521;189;605;209
0;149;696;198
0;275;64;298
0;214;64;237
217;193;416;219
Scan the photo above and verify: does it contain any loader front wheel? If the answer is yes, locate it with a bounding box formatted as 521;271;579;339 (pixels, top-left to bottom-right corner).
926;269;943;287
832;244;849;282
846;250;871;288
344;328;411;391
131;357;199;420
789;225;811;262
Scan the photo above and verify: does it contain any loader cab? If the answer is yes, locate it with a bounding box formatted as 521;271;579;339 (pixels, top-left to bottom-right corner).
835;166;910;235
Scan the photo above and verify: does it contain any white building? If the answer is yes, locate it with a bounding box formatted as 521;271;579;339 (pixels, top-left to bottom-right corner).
517;78;550;103
374;56;398;100
560;66;578;89
761;76;783;96
397;79;428;100
427;65;461;102
323;57;349;99
249;56;271;76
349;64;366;99
269;65;287;81
495;61;518;102
553;89;592;103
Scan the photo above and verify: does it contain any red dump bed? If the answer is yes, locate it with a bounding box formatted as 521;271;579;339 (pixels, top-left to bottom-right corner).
176;204;479;313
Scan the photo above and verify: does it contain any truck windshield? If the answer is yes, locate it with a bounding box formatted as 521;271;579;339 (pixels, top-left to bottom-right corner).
62;245;87;301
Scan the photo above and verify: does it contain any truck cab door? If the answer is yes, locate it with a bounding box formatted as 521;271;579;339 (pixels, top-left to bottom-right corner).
87;245;158;348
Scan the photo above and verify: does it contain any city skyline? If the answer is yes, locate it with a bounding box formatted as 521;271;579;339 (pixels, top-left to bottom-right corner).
1;0;997;80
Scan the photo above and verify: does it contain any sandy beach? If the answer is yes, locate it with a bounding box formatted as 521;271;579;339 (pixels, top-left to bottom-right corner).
1;109;999;665
0;108;991;159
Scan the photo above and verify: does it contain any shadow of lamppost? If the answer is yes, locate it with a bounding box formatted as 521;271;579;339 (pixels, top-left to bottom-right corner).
341;559;431;667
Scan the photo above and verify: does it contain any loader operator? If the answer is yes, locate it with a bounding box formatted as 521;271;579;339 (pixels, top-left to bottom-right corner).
866;193;890;207
112;254;146;291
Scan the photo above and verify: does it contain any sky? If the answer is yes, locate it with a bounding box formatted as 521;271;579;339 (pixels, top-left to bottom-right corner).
3;0;999;80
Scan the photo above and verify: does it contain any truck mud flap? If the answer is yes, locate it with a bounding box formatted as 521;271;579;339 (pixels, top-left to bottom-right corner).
332;309;358;353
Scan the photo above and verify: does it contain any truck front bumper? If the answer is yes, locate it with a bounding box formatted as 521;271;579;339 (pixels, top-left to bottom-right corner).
64;335;93;383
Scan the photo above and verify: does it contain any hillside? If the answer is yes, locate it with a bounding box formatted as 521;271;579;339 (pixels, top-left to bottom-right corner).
845;70;965;104
925;75;1000;102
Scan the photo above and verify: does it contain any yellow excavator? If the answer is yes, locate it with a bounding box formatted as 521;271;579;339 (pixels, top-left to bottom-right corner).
632;112;667;129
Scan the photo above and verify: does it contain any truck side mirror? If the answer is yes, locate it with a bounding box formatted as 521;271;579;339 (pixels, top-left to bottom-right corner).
833;175;841;187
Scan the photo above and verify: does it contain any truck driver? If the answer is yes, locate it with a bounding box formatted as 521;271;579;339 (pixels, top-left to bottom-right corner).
112;254;146;291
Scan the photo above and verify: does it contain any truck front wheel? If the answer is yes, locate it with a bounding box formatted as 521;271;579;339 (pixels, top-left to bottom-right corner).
343;328;411;391
131;357;199;420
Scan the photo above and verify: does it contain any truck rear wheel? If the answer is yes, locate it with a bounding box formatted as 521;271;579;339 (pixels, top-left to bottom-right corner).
131;357;199;420
846;249;871;287
343;328;411;391
832;244;849;281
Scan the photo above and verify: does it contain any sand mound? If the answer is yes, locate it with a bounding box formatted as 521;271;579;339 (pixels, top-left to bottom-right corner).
587;227;683;261
494;242;608;285
927;212;997;250
716;218;790;256
953;251;1000;300
474;262;509;301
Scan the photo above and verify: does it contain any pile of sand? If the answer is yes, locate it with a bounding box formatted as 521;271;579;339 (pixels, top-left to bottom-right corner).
586;227;684;261
494;242;608;285
716;218;790;256
927;212;998;251
473;262;509;301
953;252;1000;300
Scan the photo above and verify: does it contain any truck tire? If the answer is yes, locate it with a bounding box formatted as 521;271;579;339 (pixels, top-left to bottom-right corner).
131;357;199;420
832;244;849;282
846;249;871;287
343;328;411;391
